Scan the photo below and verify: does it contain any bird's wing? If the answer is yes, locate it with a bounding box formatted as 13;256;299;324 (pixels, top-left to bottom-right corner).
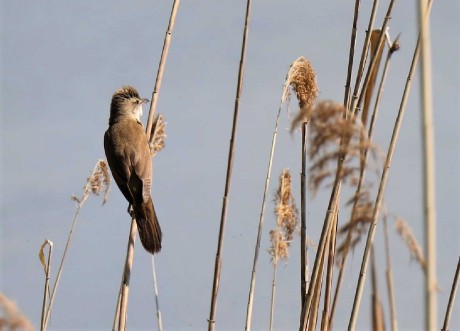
104;129;134;204
129;121;153;205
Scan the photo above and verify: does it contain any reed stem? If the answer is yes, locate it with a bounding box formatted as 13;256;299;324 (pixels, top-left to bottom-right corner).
208;1;252;330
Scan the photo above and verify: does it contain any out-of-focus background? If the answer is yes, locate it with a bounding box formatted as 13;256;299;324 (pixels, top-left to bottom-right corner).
1;1;459;330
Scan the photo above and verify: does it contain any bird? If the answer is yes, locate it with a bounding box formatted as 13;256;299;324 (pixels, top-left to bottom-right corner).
104;86;162;254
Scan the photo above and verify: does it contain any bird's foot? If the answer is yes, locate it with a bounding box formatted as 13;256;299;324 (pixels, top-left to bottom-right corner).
127;204;135;218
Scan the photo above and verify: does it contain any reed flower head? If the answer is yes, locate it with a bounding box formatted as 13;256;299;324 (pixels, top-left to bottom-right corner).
282;57;318;130
269;169;298;263
72;159;111;205
308;100;373;195
150;114;167;157
395;218;426;270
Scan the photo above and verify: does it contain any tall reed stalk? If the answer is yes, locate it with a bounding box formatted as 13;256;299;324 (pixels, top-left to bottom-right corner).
245;101;282;331
343;0;361;109
347;0;380;110
151;256;163;331
347;2;433;326
349;0;397;116
330;32;399;326
300;122;308;305
441;257;460;331
418;0;437;329
208;1;252;329
114;2;179;329
39;240;53;331
383;214;398;331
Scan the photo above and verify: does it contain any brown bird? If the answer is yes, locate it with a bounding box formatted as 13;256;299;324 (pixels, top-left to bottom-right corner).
104;86;162;254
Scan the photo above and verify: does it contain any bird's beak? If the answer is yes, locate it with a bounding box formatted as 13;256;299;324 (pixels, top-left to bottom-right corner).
141;98;150;104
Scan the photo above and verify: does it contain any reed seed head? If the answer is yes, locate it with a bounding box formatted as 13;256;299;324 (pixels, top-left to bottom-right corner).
308;100;373;195
0;293;34;331
395;218;426;270
269;169;299;263
283;57;318;130
150;114;167;157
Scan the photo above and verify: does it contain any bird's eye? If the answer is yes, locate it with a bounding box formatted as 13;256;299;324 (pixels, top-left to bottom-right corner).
135;99;140;104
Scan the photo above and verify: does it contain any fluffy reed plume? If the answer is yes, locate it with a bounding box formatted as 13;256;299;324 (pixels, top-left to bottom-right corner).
72;159;111;205
395;218;426;270
307;100;373;195
268;169;298;331
269;169;299;261
0;293;34;331
149;114;167;157
336;192;374;260
285;57;318;131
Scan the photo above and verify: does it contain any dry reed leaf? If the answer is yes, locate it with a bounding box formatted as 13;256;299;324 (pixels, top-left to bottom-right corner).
362;29;385;129
38;239;53;275
395;218;426;270
0;293;35;331
282;57;318;131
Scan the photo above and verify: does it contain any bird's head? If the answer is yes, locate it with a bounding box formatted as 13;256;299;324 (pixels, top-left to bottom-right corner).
109;86;150;123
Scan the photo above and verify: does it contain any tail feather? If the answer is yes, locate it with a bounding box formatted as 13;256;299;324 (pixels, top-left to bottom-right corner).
133;197;162;254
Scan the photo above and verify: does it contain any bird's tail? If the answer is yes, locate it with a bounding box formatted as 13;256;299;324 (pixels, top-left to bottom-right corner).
133;197;162;254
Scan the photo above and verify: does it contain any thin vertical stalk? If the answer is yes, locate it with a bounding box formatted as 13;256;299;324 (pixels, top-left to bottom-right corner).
269;255;279;331
208;1;252;330
320;212;337;331
300;122;308;305
115;2;180;329
418;0;437;329
348;0;380;110
330;35;397;326
343;0;361;109
299;183;342;331
245;104;283;331
112;286;122;331
307;225;330;331
349;0;397;116
347;2;433;324
44;195;88;328
441;257;460;331
383;214;398;331
146;0;180;138
40;241;53;331
151;256;163;331
118;220;138;331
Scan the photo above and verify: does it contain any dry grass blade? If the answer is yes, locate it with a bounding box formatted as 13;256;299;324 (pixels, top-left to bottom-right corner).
394;218;426;270
285;57;318;131
0;293;35;331
362;29;385;129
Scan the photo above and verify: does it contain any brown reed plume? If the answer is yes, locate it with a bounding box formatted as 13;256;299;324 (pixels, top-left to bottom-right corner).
307;100;373;196
0;293;34;331
245;56;318;331
268;169;298;331
394;218;426;270
288;57;319;131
